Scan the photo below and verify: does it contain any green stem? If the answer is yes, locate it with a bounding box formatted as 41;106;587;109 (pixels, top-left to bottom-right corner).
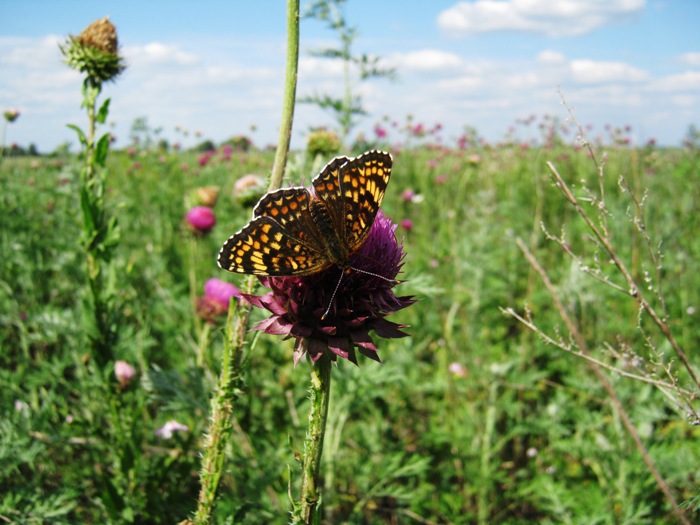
193;294;251;524
80;81;114;368
295;353;332;524
269;0;300;192
0;120;7;159
191;1;300;522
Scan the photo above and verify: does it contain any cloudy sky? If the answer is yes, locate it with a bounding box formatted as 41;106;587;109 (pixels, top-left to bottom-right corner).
1;0;699;152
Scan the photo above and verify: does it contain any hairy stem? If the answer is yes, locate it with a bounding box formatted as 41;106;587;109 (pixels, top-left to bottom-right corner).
193;292;251;524
295;353;332;524
191;1;299;522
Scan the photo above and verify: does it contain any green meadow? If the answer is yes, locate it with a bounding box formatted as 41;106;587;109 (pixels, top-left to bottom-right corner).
2;123;699;523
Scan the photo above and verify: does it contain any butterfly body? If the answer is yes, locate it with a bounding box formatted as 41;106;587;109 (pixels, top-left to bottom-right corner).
218;150;392;277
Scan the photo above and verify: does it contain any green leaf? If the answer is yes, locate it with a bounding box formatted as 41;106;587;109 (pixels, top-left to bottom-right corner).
79;183;96;234
96;98;111;124
66;124;87;148
94;133;111;167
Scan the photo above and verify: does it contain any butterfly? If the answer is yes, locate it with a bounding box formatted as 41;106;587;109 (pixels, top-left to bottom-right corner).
217;150;392;277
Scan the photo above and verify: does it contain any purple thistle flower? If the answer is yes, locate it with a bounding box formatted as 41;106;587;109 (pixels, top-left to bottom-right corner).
242;211;414;365
197;278;241;323
186;206;216;234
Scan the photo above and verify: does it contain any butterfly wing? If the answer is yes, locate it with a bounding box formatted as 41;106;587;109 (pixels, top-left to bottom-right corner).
310;155;351;236
326;150;392;252
217;215;332;276
219;188;332;276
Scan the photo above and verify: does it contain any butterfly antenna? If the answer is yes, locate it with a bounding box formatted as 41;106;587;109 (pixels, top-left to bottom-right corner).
321;270;346;320
349;266;400;284
321;266;401;320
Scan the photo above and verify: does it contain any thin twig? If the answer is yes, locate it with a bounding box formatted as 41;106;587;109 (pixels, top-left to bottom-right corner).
546;162;700;391
513;237;690;525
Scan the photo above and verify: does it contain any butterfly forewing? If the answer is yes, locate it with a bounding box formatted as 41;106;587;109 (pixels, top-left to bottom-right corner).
252;187;326;249
217;215;331;276
339;150;392;251
217;150;393;277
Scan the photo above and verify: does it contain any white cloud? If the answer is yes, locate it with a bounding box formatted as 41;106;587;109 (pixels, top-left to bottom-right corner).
123;42;199;67
537;50;567;65
298;56;345;77
651;71;700;92
435;75;484;93
671;94;696;107
437;0;645;37
570;59;649;83
678;52;700;67
394;50;463;72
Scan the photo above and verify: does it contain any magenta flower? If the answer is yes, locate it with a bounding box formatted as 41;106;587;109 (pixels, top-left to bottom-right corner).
198;150;215;166
411;123;425;136
114;360;136;388
186;206;216;234
374;124;387;139
197;278;241;322
400;219;413;232
242;211;414;365
401;189;416;203
205;278;240;306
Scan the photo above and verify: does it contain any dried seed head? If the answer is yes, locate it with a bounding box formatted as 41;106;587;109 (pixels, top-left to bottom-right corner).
79;17;118;54
60;16;126;86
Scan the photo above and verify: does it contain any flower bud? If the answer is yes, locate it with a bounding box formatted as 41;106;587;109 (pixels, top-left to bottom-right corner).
114;360;136;388
186;206;216;234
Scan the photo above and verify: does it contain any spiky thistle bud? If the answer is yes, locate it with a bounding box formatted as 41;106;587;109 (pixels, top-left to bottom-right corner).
60;17;125;87
3;109;20;123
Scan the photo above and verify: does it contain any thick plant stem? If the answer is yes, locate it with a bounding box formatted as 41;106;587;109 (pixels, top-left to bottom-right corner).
269;0;300;192
193;292;251;524
190;1;300;523
296;353;332;524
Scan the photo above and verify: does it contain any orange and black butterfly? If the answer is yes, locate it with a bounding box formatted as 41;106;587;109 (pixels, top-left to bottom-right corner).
217;150;392;276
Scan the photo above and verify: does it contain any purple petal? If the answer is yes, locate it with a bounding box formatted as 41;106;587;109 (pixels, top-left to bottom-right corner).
253;316;293;335
307;338;327;362
327;337;350;359
370;318;411;339
350;331;377;351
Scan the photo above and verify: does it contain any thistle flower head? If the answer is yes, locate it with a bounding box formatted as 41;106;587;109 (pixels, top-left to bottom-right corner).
197;278;241;323
186;206;216;234
244;211;414;365
60;17;125;87
3;109;20;123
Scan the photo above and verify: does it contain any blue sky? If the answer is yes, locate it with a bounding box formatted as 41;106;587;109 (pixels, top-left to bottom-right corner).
1;0;699;152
